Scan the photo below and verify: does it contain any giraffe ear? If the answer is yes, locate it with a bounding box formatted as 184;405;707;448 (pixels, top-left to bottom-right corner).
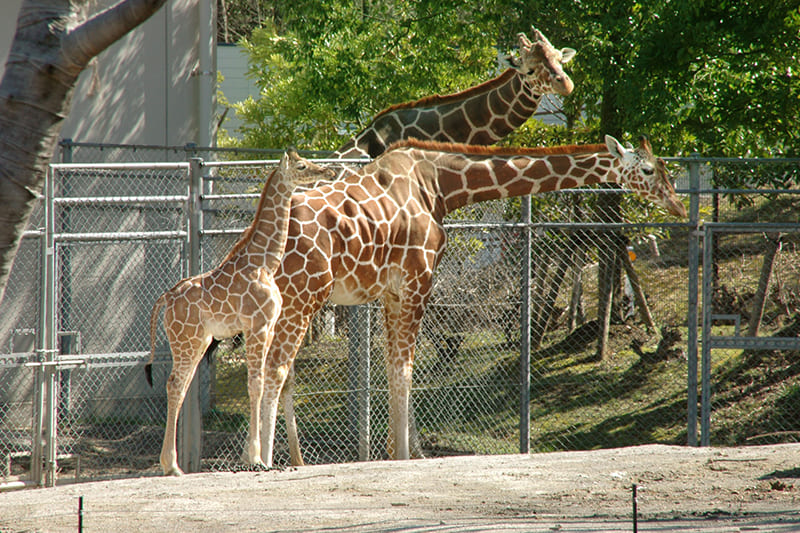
605;135;628;161
561;48;576;64
279;151;291;171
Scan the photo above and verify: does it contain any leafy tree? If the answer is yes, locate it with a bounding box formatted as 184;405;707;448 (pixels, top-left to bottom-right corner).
223;1;505;150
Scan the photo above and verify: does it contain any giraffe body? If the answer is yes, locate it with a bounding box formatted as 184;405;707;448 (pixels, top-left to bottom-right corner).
262;136;686;467
146;151;335;476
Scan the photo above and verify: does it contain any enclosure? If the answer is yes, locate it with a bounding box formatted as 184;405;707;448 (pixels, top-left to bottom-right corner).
1;142;799;487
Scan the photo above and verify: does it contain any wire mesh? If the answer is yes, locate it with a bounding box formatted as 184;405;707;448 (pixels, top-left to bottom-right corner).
697;158;800;447
1;151;799;485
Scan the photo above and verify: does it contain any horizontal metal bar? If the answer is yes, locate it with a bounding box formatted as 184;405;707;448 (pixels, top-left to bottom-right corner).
702;223;800;233
55;195;187;206
202;228;246;236
55;230;186;242
24;359;86;369
665;156;800;164
202;158;369;168
203;193;259;201
51;162;189;171
443;221;690;230
707;336;800;350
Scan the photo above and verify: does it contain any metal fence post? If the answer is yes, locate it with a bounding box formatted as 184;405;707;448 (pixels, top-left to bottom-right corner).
33;165;59;487
60;139;73;164
699;224;713;446
519;195;532;454
178;158;204;473
686;153;701;446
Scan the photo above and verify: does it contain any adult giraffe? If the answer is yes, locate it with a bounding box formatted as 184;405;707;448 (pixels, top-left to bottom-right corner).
260;136;687;468
146;151;335;475
278;26;578;464
333;27;576;160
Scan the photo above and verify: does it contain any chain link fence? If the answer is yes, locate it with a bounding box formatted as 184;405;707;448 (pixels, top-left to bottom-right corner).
1;144;799;487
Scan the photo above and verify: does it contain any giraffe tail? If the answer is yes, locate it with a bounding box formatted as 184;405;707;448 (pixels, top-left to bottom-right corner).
145;293;168;387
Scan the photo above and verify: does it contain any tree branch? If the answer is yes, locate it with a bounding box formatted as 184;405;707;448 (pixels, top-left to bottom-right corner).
61;0;167;70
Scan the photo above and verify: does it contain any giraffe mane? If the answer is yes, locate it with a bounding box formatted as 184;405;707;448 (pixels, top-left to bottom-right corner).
373;69;519;119
385;138;608;157
220;167;278;265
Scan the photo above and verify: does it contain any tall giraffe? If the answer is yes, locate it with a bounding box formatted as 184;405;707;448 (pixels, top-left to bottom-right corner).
259;135;687;468
333;27;576;159
145;150;335;475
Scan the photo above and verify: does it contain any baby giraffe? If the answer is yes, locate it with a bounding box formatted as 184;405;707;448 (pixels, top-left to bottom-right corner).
145;149;335;476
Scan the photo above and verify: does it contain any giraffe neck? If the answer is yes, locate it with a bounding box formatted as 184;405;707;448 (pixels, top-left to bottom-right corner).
222;169;294;271
392;141;618;215
334;69;541;159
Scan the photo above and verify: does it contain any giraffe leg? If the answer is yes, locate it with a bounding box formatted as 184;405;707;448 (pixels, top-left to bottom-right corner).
382;293;426;461
281;364;305;466
159;338;208;476
259;359;292;468
386;360;412;460
260;312;312;467
241;328;272;468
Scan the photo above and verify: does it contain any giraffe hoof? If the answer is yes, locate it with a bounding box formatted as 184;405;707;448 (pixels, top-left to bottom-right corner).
163;466;184;477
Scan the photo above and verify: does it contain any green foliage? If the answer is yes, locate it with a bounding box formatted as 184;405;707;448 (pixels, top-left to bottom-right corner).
230;1;500;150
222;0;800;180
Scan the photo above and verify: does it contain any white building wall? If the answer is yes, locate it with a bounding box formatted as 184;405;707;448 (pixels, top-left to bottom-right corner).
0;0;216;149
217;44;259;138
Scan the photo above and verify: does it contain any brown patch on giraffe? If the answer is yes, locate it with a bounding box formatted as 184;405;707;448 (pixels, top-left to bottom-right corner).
537;177;560;192
442;108;469;139
437;168;466;191
464;163;496;190
547;155;573;176
492;158;522;184
461;94;494;127
559;177;580;189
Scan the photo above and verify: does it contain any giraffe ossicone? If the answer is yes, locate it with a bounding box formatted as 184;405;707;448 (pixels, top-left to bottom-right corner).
259;136;687;468
145;150;335;476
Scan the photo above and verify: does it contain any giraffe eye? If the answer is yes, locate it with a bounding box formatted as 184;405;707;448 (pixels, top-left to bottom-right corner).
296;162;308;171
642;166;655;176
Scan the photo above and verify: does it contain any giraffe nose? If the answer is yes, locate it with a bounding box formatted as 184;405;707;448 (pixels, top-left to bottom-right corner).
555;75;574;96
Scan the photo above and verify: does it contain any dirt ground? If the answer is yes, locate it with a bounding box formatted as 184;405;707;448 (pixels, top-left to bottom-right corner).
2;444;800;532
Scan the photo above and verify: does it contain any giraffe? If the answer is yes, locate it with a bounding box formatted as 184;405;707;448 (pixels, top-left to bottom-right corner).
277;26;578;462
145;150;335;476
333;27;576;159
259;135;687;468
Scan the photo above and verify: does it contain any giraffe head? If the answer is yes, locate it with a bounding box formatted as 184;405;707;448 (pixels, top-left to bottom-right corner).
605;135;687;218
511;26;576;97
278;148;336;186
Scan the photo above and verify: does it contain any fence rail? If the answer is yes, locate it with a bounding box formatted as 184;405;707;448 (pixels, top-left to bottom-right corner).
1;142;799;488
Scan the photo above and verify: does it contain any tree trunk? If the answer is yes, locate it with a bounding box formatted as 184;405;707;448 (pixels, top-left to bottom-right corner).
595;48;624;361
747;233;782;337
0;0;167;302
620;242;656;331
